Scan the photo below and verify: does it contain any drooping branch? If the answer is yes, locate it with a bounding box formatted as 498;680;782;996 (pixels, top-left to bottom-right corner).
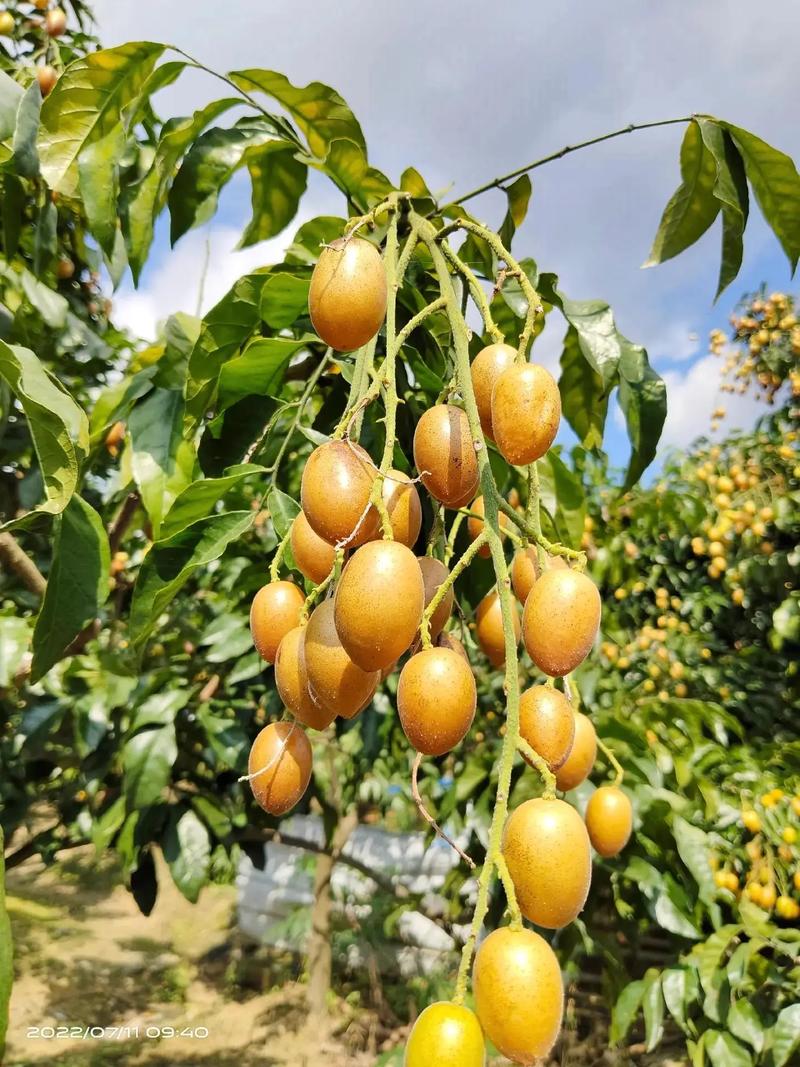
0;531;46;596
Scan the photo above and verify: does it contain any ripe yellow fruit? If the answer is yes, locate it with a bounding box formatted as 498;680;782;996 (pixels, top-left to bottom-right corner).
291;511;335;584
584;786;633;857
519;685;575;771
511;548;567;604
491;363;561;466
250;580;305;664
45;7;67;35
466;494;509;557
473;926;564;1064
418;556;454;640
522;568;601;677
334;540;424;671
308;237;387;351
555;711;597;791
274;626;336;731
302;600;379;719
783;827;797;845
503;798;592;928
248;722;312;816
397;647;476;755
760;884;777;910
413;404;479;508
475;587;521;668
470;341;516;441
300;440;379;546
793;870;800;891
0;12;15;35
381;469;422;547
404;1002;485;1067
35;64;59;97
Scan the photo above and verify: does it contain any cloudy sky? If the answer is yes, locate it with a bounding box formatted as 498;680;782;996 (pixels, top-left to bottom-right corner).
93;0;800;471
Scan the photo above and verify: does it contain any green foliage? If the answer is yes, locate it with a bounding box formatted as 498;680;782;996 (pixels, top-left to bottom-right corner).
0;828;11;1059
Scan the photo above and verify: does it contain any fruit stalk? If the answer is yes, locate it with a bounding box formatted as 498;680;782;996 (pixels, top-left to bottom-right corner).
269;527;293;581
596;736;625;787
268;349;332;483
419;529;488;649
439;242;504;343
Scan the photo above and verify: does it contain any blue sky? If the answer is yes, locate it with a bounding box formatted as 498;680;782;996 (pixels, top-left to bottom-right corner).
93;0;800;474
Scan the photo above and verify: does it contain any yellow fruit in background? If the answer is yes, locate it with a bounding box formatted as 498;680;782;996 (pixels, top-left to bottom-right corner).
404;1002;485;1067
555;712;597;792
783;827;797;845
742;810;761;833
760;884;777;910
585;786;633;858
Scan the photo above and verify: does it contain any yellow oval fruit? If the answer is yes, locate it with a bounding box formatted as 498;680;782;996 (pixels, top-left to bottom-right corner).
404;1002;485;1067
250;580;305;664
470;342;516;441
300;440;379;546
473;926;564;1065
302;600;379;718
418;556;454;640
397;647;476;755
291;511;335;584
248;721;312;816
555;711;597;791
511;548;568;603
519;685;575;771
503;797;592;928
476;588;521;668
0;12;15;35
466;495;510;558
275;626;336;730
492;363;561;466
522;568;601;676
436;631;468;660
413;404;479;508
35;64;59;97
334;540;425;671
585;785;633;858
45;7;67;35
308;236;387;351
382;469;422;547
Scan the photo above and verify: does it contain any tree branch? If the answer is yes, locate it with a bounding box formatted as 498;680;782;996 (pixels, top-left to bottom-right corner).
0;531;47;596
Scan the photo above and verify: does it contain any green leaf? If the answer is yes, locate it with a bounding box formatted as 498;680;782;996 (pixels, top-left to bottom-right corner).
673;815;718;909
285;214;347;266
122;724;177;809
728;999;765;1054
724;121;800;272
160;464;265;540
129;689;189;732
645;119;720;266
617;337;667;488
163;808;211;903
78;125;127;266
314;137;393;211
771;1003;800;1067
0;341;88;527
88;367;155;439
705;1031;752;1067
0;69;23;143
267;487;300;538
128;388;195;539
642;975;664;1051
218;336;308;412
558;325;608;449
11;81;42;179
661;966;699;1034
129;511;254;648
260;272;311;329
38;42;166;198
654;883;702;940
498;174;532;249
240;141;307;247
196;705;249;768
0;828;11;1060
2;174;24;258
692;925;741;995
91;797;126;853
30;495;110;681
696;119;749;298
0;617;31;687
611;979;645;1044
539;450;586;546
33;199;57;276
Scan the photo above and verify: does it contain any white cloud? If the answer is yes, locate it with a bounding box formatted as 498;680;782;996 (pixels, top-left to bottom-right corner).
660;354;765;449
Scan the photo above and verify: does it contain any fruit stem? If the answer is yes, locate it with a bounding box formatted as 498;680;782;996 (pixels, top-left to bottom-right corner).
333;335;378;439
419;530;487;649
411;753;476;869
268;527;292;582
516;736;557;798
526;461;547;570
596;736;625;788
425;504;445;558
394;295;447;350
494;491;586;564
444;510;466;565
440;242;504;344
495;853;522;927
300;548;345;622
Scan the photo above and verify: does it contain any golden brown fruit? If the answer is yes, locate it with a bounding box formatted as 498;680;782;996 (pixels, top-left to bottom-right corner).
418;556;454;640
404;1002;485;1067
248;721;312;816
522;568;601;676
308;237;387;351
555;711;597;791
397;647;476;755
471;342;516;441
334;540;424;671
519;685;575;771
492;363;561;466
511;548;568;603
104;419;126;457
56;257;75;280
302;600;379;718
300;440;379;546
381;469;422;547
585;785;633;857
274;626;336;730
476;588;521;668
413;404;479;508
466;494;510;558
473;926;564;1064
436;631;468;660
502;797;592;928
0;11;14;34
250;581;305;665
290;511;336;584
45;7;67;35
36;64;58;97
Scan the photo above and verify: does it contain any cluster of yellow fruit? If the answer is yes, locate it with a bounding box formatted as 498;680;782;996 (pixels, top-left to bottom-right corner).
710;290;800;403
240;231;634;1065
0;2;65;96
601;597;693;701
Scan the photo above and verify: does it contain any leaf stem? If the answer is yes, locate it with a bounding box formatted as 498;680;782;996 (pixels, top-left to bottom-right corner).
440;243;504;343
597;736;625;788
269;350;331;486
268;527;292;582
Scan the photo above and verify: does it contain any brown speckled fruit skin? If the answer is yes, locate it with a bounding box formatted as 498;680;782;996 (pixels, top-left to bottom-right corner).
417;556;454;640
302;600;379;719
492;363;561;466
413;404;479;508
334;540;424;671
502;798;592;929
250;581;305;664
476;588;521;668
300;440;379;546
473;926;564;1065
522;568;601;676
470;342;516;441
585;785;633;857
519;685;575;771
397;647;476;756
467;495;510;558
555;711;597;791
382;469;422;548
248;721;312;816
436;631;468;660
308;237;387;352
511;548;568;603
291;512;336;584
275;626;336;730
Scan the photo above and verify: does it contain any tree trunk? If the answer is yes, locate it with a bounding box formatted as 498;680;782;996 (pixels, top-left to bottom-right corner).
306;808;358;1019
